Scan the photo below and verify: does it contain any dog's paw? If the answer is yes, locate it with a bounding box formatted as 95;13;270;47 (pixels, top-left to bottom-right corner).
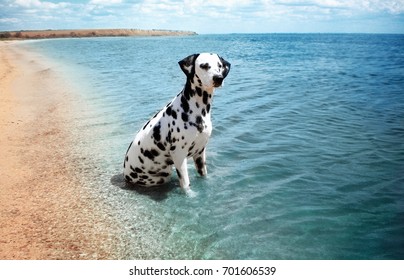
185;188;198;198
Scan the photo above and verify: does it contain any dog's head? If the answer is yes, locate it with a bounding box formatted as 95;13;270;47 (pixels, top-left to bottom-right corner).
179;53;231;89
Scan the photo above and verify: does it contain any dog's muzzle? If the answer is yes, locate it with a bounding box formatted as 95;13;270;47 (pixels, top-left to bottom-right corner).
213;75;224;87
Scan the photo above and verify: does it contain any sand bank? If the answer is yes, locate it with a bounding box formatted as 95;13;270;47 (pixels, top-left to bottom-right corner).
0;41;127;259
1;28;197;40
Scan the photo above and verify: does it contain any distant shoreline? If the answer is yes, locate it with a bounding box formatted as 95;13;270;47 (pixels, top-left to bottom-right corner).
0;28;197;40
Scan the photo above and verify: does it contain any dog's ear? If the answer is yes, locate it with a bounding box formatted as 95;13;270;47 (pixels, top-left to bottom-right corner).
179;54;199;78
220;56;231;78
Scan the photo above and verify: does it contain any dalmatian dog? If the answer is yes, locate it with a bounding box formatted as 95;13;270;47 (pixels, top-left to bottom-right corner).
123;53;231;196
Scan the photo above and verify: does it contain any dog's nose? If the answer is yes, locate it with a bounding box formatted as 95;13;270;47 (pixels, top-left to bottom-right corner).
213;75;224;86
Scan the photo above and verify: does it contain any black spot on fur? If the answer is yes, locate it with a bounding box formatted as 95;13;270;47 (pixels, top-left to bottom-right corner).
195;116;204;132
138;156;144;164
130;172;138;179
167;131;172;143
181;95;190;112
200;63;210;70
207;104;211;113
134;167;143;173
195;157;204;176
201;108;206;117
196;86;202;97
144;150;155;160
189;142;195;152
203;91;209;105
181;112;188;122
172;110;177;119
151;149;159;157
183;88;191;100
153;123;161;142
176;169;182;179
166;106;172;116
125;175;132;182
157;172;170;177
166;158;174;165
157;142;166;151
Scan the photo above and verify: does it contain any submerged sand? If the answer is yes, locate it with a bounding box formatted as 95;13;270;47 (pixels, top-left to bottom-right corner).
0;41;127;259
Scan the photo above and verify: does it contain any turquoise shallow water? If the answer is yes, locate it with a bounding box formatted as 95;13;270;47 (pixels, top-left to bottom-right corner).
28;34;404;259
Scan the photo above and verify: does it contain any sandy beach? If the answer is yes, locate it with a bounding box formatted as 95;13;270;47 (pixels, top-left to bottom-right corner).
0;41;127;259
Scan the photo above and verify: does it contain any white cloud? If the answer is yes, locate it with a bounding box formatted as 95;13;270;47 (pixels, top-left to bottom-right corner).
136;0;184;15
89;0;122;5
13;0;41;8
269;0;404;13
1;0;404;33
13;0;69;9
0;18;20;23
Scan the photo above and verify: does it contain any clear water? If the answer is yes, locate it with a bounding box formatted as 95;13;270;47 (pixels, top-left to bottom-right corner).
27;34;404;259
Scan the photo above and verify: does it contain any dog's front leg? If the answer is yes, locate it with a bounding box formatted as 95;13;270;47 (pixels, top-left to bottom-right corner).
171;152;196;197
176;158;190;190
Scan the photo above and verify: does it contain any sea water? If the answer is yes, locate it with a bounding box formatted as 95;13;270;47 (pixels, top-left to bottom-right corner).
27;34;404;259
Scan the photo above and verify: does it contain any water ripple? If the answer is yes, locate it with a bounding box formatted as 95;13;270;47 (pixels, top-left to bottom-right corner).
29;34;404;259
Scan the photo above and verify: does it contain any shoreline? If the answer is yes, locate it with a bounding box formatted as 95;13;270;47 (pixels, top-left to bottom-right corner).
0;28;197;40
0;41;127;259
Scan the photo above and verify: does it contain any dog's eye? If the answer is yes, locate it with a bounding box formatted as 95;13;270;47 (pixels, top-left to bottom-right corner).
200;63;210;70
218;62;222;69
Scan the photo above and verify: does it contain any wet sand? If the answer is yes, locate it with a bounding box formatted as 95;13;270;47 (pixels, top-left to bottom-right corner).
0;41;126;259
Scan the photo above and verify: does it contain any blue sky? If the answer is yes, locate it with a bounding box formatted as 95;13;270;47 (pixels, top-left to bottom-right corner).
1;0;404;33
